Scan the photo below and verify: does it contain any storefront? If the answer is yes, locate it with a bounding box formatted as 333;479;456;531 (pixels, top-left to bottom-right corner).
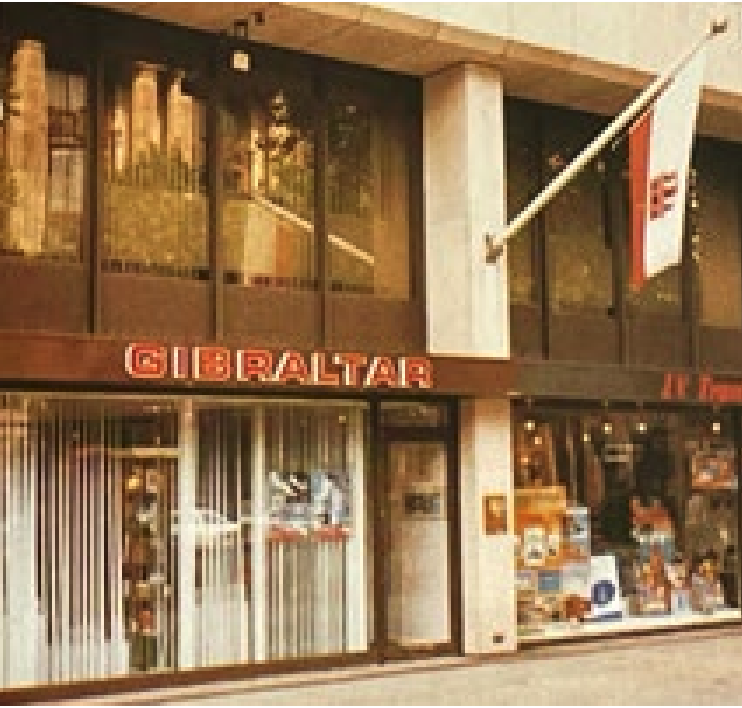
512;365;742;643
0;331;522;701
5;0;742;702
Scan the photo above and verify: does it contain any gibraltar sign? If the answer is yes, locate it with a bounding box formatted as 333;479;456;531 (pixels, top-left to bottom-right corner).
125;344;433;390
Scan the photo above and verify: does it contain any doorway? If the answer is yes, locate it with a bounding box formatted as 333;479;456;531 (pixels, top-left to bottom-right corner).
374;401;460;660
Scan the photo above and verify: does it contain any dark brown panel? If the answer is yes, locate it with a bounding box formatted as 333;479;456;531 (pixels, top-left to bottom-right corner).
627;316;690;369
0;262;87;334
102;274;211;339
430;355;516;398
327;295;424;354
224;287;320;349
0;330;516;397
510;303;542;358
516;359;667;403
548;313;618;363
700;327;742;372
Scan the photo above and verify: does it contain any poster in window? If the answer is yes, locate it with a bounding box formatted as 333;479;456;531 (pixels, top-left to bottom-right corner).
691;447;737;490
404;486;443;518
482;493;508;536
515;486;567;569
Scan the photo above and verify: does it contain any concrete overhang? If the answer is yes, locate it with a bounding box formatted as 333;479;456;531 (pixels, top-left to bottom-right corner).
89;2;742;142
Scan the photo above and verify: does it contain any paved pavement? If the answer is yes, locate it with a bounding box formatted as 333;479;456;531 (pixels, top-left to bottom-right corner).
52;627;742;705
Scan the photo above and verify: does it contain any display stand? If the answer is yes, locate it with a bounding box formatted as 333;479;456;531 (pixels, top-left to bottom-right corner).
120;447;178;672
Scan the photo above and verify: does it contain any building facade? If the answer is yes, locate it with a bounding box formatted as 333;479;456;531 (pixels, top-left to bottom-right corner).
1;1;742;700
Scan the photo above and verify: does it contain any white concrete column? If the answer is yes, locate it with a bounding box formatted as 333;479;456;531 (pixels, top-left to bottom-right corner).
424;63;508;357
460;398;516;654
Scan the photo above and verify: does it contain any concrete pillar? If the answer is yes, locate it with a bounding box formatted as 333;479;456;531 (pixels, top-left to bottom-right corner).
424;63;508;358
460;398;515;654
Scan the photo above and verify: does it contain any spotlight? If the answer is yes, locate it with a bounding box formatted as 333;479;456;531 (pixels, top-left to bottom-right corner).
232;50;251;72
712;421;722;434
524;419;536;432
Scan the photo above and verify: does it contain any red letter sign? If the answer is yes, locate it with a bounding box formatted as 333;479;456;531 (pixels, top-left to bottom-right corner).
125;344;167;379
236;350;273;382
400;357;433;389
194;347;232;382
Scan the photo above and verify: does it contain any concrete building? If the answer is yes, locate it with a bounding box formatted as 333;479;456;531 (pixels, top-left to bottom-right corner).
1;2;742;702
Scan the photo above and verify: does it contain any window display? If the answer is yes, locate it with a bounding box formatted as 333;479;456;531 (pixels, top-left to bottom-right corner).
515;407;741;639
0;395;368;690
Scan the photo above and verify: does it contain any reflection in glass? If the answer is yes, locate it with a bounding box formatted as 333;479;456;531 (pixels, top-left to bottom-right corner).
544;111;613;313
102;61;208;279
326;80;411;299
0;41;86;261
221;73;316;289
505;99;538;304
696;139;742;328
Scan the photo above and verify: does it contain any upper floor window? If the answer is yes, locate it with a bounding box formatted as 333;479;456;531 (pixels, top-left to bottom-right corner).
220;57;316;289
505;99;539;305
219;59;415;300
102;57;209;279
696;138;742;329
0;40;87;262
543;108;612;314
326;72;412;299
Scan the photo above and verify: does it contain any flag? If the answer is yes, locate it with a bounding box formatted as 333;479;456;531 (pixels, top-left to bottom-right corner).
629;47;706;289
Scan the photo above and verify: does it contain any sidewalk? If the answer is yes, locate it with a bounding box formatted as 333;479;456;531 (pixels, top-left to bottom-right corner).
45;626;742;706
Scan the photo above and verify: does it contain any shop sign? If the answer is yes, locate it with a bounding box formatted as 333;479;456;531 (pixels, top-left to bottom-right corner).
125;343;433;390
661;371;742;404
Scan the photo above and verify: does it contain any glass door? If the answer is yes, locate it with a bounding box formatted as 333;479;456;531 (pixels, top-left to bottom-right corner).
380;438;455;657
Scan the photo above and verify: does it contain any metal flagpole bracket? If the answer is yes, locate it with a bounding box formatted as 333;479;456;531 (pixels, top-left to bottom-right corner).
484;232;503;263
710;17;728;36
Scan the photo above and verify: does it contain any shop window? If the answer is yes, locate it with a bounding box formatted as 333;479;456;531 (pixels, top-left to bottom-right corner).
0;394;369;689
220;63;316;290
0;41;86;262
696;139;742;328
514;407;740;641
102;59;208;279
543;109;613;313
261;403;367;658
326;73;413;299
505;99;539;305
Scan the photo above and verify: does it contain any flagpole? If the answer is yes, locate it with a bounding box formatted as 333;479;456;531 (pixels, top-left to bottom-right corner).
486;17;728;263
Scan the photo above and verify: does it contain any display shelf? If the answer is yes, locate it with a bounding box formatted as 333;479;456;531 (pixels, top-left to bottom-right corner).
519;607;741;642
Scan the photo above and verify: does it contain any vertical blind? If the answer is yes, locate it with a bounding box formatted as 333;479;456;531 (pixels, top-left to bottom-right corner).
0;395;367;689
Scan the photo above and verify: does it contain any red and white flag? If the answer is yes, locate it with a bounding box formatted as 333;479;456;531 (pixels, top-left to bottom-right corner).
629;47;706;289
